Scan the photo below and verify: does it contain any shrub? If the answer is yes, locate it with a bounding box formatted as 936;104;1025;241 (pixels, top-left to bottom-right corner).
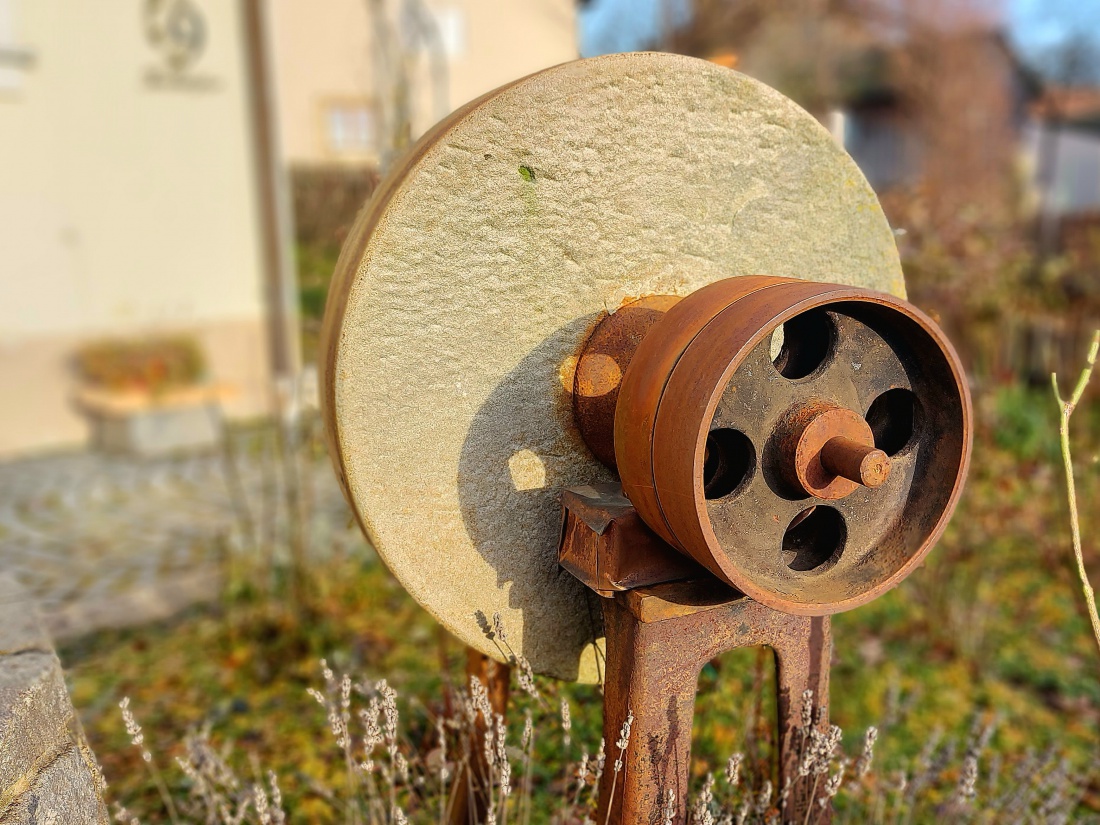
74;336;207;395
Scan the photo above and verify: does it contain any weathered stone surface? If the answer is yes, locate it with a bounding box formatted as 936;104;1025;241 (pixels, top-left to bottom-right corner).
0;749;107;825
322;53;905;682
0;576;108;824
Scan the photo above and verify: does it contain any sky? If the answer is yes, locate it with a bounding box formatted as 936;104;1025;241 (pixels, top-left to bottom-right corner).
579;0;1100;73
1007;0;1100;55
577;0;686;57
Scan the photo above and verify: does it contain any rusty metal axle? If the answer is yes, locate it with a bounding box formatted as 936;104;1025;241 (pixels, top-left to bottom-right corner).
820;436;890;489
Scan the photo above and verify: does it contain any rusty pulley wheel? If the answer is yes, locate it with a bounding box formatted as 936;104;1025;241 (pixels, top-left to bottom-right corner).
583;276;972;615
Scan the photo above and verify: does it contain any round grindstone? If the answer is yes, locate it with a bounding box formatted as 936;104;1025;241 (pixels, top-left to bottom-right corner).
321;52;904;682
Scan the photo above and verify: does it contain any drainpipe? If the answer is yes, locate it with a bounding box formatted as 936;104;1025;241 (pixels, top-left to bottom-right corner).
240;0;299;394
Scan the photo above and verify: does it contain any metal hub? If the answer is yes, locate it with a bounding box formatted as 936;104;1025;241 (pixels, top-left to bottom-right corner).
782;401;890;500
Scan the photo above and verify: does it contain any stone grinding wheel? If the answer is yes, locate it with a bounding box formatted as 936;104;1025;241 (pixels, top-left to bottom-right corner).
320;52;905;683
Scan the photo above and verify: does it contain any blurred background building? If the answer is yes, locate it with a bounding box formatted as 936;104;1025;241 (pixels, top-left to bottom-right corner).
582;0;1100;385
3;0;1100;457
0;1;277;455
0;0;578;457
271;0;577;169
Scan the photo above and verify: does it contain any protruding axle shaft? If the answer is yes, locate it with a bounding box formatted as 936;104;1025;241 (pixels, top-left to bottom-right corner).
820;436;891;488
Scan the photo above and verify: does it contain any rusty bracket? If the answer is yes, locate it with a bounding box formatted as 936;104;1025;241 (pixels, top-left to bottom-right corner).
558;483;706;596
559;485;833;825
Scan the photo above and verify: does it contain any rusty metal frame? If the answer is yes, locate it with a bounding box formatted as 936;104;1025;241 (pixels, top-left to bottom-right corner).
598;582;831;824
559;485;833;824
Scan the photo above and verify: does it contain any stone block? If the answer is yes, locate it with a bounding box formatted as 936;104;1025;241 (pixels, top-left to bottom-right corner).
0;576;108;824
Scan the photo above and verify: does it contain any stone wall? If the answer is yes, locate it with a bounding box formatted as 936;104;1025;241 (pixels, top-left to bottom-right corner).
0;576;108;824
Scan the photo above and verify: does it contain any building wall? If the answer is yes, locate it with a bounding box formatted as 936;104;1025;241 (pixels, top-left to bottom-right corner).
0;0;272;456
1025;122;1100;217
844;108;923;192
270;0;578;167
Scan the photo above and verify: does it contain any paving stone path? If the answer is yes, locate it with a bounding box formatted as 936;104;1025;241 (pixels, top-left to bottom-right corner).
0;424;370;638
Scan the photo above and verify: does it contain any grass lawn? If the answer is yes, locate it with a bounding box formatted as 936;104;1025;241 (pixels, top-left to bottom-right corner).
60;384;1100;823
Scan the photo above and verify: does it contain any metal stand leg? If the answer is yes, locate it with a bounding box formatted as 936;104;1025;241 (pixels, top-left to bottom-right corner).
447;648;511;825
596;581;831;825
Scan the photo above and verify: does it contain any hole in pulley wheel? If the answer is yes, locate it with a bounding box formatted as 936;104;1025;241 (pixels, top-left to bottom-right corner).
703;428;755;500
771;309;835;380
782;506;846;572
866;388;919;456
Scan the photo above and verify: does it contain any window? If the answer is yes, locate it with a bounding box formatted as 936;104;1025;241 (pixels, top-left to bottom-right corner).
326;104;376;155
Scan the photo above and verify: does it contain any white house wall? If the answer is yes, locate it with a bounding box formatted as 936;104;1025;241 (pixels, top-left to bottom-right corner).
0;0;272;455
